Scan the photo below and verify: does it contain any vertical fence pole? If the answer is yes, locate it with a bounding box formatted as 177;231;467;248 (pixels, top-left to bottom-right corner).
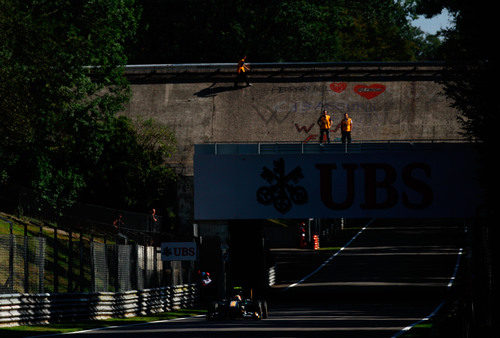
68;230;73;292
53;227;58;293
153;246;158;288
132;243;138;290
79;232;84;292
24;222;29;292
39;225;44;293
143;244;147;289
9;232;14;292
38;236;45;293
113;244;119;292
24;236;29;293
90;234;95;292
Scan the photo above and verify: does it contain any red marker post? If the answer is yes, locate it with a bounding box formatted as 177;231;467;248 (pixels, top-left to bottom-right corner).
313;235;320;250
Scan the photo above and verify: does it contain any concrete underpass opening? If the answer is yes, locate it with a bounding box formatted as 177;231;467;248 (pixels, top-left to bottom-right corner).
193;141;482;299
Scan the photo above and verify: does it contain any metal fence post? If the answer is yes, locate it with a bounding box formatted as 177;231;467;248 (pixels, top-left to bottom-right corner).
38;236;45;293
90;235;95;292
79;232;84;292
143;244;147;289
8;233;14;292
153;245;158;288
113;244;119;292
68;231;73;292
53;227;58;293
132;243;138;290
24;236;29;293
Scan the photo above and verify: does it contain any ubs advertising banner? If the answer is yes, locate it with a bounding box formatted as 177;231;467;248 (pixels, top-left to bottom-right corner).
194;145;481;219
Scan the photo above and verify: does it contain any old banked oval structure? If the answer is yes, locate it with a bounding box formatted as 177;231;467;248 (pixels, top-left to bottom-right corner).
121;62;479;222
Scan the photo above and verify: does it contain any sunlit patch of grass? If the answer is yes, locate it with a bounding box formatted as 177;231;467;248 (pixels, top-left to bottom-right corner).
317;246;342;251
0;309;207;337
399;322;433;337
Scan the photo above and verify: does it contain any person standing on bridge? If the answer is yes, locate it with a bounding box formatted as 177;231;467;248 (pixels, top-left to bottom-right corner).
339;113;352;144
234;56;251;88
317;109;332;144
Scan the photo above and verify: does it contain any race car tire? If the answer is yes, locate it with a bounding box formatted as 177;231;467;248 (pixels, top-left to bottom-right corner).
261;299;269;319
206;301;219;321
253;300;263;320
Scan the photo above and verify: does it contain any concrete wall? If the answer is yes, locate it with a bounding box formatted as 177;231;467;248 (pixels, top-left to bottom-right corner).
122;63;462;175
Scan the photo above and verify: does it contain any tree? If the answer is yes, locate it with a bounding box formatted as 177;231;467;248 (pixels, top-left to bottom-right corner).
416;0;497;205
0;0;140;215
414;1;496;334
81;117;177;214
128;0;429;63
337;0;423;61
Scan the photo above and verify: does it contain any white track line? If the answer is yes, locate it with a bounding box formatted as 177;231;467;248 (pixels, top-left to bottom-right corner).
27;315;205;337
391;247;464;338
283;218;375;291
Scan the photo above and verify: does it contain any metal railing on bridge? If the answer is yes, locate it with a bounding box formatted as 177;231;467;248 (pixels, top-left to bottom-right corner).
123;61;448;83
195;139;472;156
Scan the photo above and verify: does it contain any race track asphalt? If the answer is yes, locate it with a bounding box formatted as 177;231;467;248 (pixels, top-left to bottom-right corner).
58;219;465;337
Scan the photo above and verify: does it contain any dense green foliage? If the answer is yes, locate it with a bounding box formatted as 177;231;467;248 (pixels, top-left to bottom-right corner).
128;0;438;64
413;2;496;334
0;0;176;217
415;0;496;208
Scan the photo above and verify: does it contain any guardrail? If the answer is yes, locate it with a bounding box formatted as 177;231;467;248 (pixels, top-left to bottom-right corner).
0;284;198;327
123;61;448;83
268;266;276;287
195;140;474;156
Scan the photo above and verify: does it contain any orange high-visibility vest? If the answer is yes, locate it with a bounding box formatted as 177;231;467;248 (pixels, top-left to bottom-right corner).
318;115;331;129
237;59;247;74
341;118;352;132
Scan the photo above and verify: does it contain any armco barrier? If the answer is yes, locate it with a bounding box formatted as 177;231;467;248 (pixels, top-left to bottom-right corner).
0;284;198;327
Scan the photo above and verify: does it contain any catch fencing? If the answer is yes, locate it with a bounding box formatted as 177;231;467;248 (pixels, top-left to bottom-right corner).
0;234;193;295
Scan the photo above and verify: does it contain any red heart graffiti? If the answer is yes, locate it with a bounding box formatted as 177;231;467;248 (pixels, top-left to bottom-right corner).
354;84;386;99
329;82;347;93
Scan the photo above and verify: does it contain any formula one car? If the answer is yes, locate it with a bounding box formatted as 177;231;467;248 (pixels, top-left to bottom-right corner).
206;291;268;321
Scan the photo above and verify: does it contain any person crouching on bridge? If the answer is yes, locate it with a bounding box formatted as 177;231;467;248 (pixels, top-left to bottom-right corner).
317;109;332;144
234;56;251;88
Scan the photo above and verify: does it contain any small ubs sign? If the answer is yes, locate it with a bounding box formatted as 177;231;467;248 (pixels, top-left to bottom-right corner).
161;242;197;261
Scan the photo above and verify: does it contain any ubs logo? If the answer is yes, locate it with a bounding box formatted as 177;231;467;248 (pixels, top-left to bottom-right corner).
256;158;308;214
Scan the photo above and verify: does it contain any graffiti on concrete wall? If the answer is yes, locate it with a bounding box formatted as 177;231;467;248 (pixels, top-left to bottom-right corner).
254;104;293;125
294;123;317;143
264;82;387;142
353;84;386;99
272;101;378;115
294;123;315;133
329;82;347;93
271;85;324;93
329;82;386;99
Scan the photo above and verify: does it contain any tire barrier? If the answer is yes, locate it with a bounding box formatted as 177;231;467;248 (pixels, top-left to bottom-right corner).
0;284;198;327
268;266;276;287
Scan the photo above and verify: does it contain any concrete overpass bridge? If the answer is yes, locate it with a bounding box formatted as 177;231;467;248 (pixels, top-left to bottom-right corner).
121;61;465;229
122;61;462;176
